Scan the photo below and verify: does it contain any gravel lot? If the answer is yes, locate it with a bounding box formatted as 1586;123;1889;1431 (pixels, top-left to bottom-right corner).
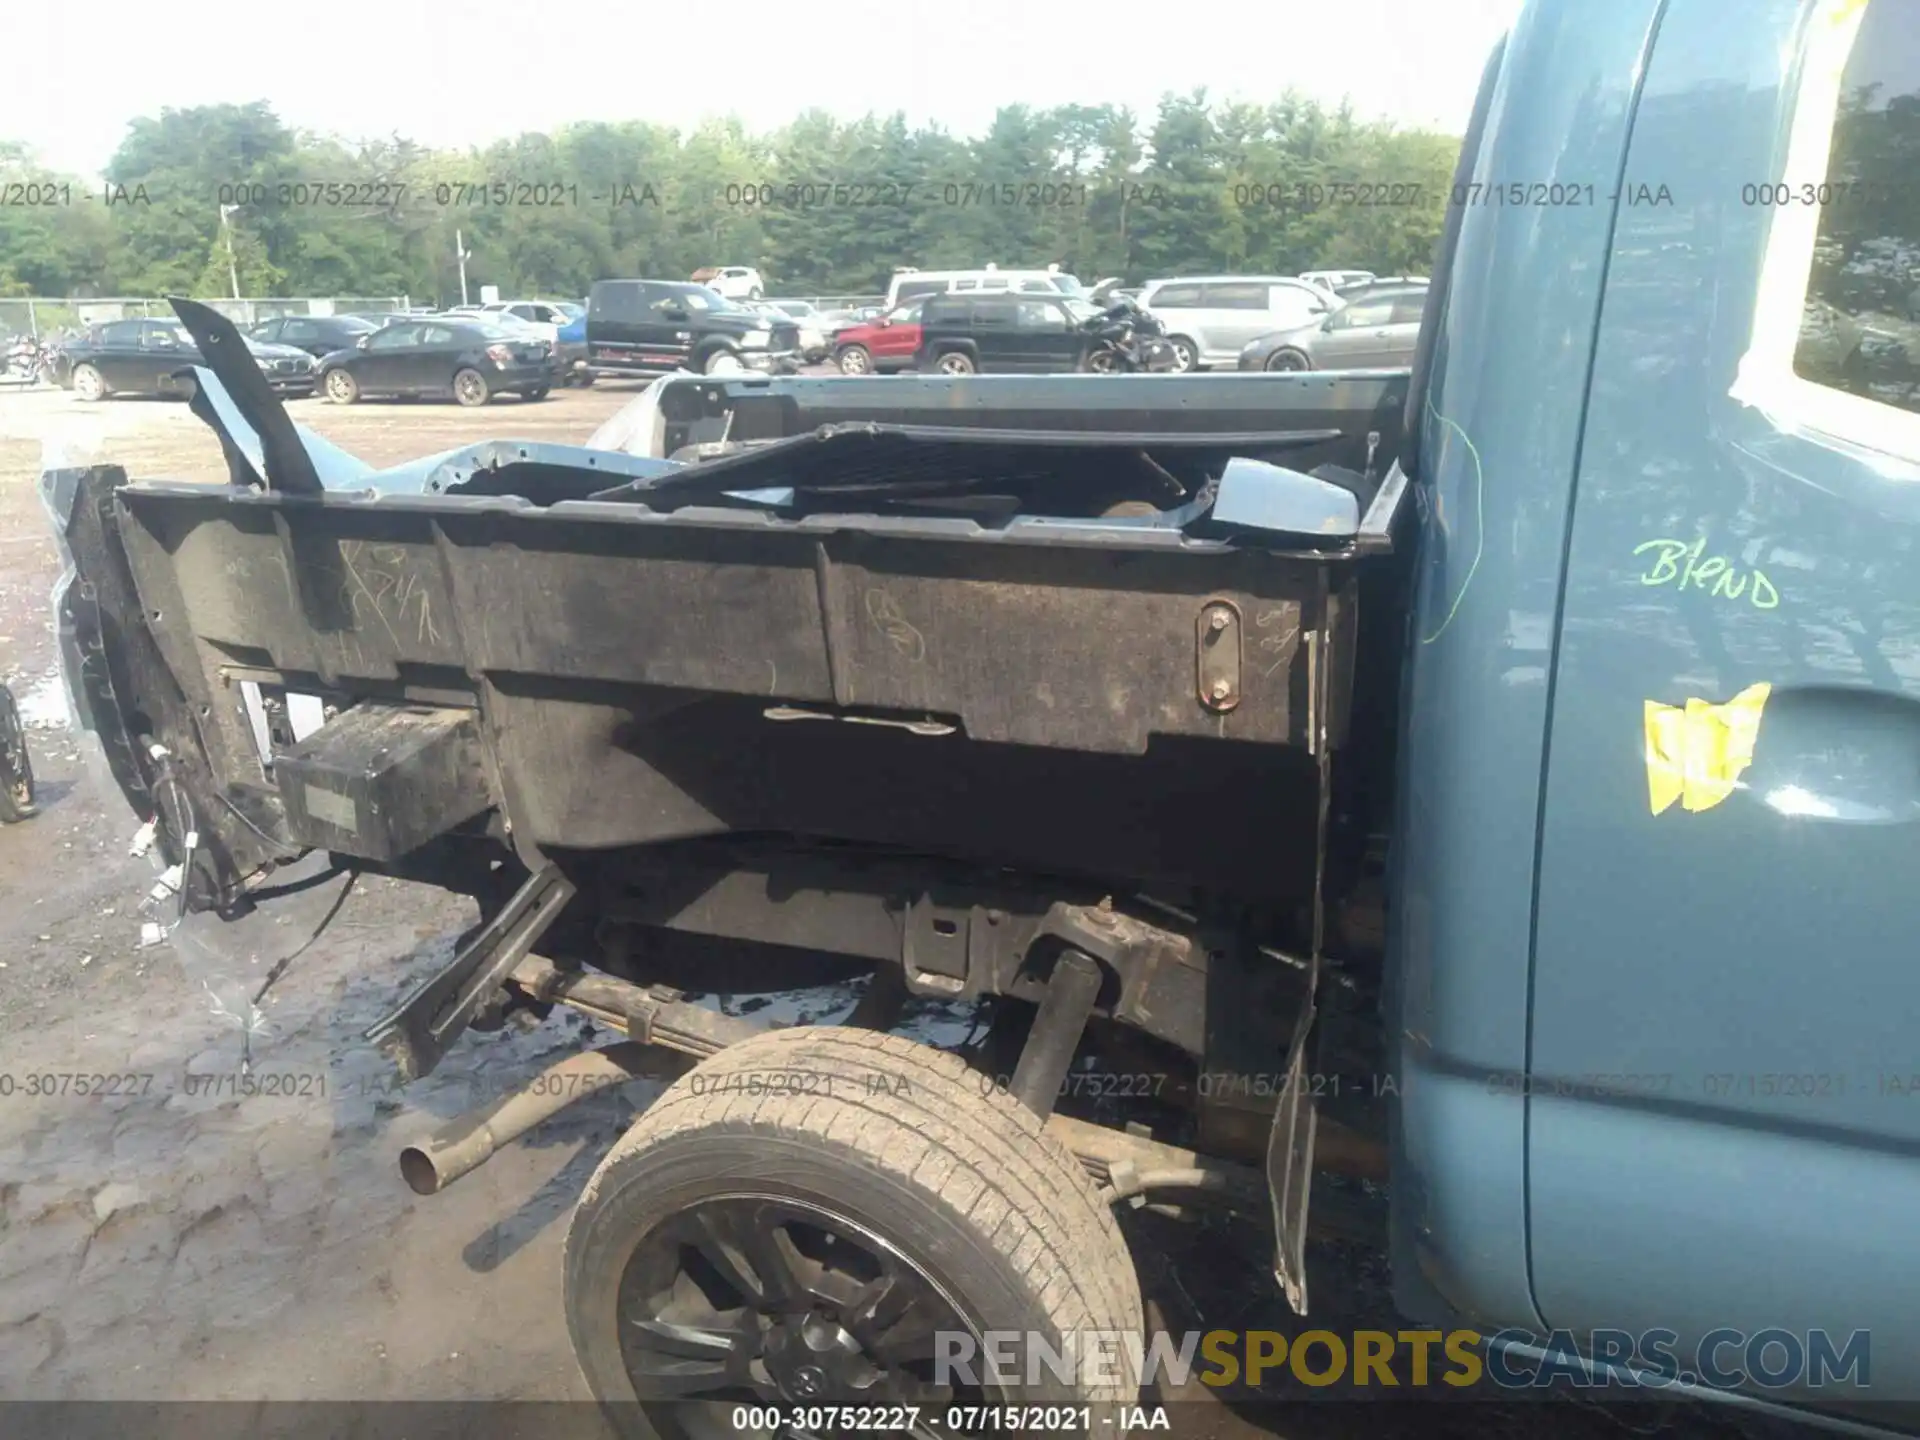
0;379;1813;1440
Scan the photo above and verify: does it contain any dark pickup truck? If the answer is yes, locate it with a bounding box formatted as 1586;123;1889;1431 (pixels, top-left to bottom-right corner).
587;278;802;378
34;0;1920;1432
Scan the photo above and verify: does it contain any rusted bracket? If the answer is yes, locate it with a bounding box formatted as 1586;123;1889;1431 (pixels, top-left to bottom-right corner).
1197;600;1241;712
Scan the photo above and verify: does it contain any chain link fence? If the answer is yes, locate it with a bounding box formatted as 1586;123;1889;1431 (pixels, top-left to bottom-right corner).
0;296;412;341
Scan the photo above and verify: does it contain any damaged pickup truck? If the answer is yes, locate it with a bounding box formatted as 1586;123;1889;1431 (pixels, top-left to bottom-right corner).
37;0;1920;1431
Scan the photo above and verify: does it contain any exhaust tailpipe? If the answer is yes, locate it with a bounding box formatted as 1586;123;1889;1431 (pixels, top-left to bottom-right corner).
399;1041;691;1196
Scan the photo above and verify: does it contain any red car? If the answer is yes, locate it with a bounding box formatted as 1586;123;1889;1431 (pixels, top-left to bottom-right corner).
831;299;924;375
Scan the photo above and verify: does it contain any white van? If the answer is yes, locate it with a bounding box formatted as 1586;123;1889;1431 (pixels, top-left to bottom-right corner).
884;267;1085;311
1137;276;1335;371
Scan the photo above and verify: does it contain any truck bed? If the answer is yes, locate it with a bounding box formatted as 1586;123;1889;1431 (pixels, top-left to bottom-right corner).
44;305;1415;920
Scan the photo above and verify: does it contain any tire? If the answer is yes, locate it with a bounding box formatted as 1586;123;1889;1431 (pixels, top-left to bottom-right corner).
934;349;976;376
747;287;763;301
0;683;38;824
453;367;491;407
702;348;746;376
1084;346;1119;374
70;363;106;402
577;369;597;388
324;369;360;404
523;386;551;401
1165;337;1199;373
836;344;873;376
564;1027;1142;1439
1264;349;1312;372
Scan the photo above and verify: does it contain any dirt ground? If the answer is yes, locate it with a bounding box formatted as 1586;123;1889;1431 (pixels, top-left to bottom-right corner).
0;381;1816;1440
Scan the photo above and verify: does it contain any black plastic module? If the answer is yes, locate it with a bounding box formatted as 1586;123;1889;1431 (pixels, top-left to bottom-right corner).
274;704;495;861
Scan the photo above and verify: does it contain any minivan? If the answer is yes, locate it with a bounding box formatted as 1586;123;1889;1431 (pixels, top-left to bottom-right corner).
1136;277;1335;371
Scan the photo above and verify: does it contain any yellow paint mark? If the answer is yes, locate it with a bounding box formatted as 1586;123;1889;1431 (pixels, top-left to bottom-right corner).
1824;0;1868;32
1644;682;1772;816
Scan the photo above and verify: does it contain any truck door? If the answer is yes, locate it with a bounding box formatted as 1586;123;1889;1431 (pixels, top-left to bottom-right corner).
1529;0;1920;1410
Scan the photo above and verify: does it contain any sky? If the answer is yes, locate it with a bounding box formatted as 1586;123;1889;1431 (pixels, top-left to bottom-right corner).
3;0;1523;179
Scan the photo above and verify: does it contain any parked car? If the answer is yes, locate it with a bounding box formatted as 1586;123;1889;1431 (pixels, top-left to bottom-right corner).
249;314;381;359
884;267;1086;311
1137;277;1335;371
554;309;592;386
587;280;800;377
691;266;765;301
56;318;317;400
747;301;829;361
316;318;553;406
475;300;583;343
1237;284;1430;371
830;298;926;374
912;292;1106;374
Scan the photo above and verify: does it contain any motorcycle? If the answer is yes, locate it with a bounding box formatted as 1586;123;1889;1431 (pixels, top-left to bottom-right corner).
1080;297;1180;373
3;335;59;385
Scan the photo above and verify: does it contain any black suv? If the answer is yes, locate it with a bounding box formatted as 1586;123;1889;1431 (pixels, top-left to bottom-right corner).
586;280;801;377
912;293;1102;375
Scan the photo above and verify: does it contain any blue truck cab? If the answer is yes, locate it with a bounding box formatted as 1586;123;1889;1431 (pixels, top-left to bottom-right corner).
1393;0;1920;1425
31;0;1920;1429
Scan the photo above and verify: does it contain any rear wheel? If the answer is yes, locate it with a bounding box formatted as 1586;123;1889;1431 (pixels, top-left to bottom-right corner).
0;683;38;824
1165;336;1199;373
71;363;105;402
1264;349;1311;372
702;348;746;376
453;367;491;407
934;350;976;376
564;1027;1142;1439
325;369;360;404
836;345;873;375
747;287;764;301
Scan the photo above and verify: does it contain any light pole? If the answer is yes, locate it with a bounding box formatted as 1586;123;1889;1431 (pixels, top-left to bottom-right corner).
455;229;472;307
218;204;242;301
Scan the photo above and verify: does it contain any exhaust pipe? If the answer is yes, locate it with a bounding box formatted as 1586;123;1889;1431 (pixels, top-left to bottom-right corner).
399;1041;691;1196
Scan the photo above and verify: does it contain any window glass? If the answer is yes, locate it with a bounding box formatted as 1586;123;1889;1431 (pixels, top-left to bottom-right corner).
591;283;646;320
971;297;1015;324
1150;284;1202;309
1015;300;1067;331
1201;283;1270;309
418;325;456;345
1336;297;1396;328
1790;0;1920;414
98;320;141;345
368;324;419;349
1389;295;1431;326
284;320;318;342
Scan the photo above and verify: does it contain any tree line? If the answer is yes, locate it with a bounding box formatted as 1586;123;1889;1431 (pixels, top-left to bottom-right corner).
0;96;1464;302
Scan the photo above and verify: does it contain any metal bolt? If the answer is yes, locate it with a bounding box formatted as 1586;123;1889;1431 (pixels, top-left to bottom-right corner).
1209;610;1229;632
1209;678;1233;701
